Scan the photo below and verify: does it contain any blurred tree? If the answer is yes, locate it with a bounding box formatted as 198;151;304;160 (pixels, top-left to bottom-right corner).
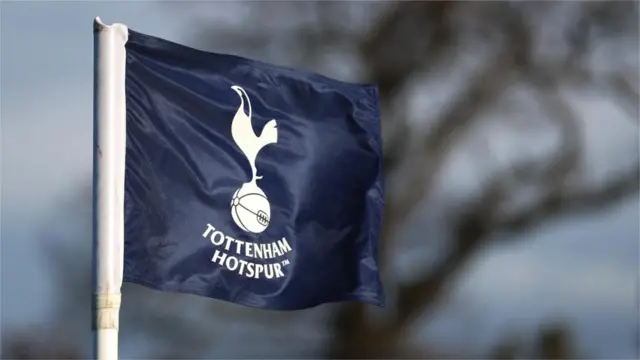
3;1;638;359
536;323;576;359
1;337;81;359
187;1;638;358
489;322;579;359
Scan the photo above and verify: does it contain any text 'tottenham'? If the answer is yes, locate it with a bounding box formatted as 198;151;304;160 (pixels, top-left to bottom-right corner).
202;223;292;279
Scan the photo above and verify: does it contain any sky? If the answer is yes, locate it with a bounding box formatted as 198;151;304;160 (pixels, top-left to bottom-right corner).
1;1;638;358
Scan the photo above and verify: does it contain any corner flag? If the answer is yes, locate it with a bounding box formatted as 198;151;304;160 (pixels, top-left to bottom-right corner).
93;18;384;357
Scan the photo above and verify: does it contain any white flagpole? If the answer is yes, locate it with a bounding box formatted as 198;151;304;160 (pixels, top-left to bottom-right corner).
92;16;128;360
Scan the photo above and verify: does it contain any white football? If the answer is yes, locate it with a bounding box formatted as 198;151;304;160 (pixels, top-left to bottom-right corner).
231;185;271;234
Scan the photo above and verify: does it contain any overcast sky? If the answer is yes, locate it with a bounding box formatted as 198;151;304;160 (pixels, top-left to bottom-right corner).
1;1;638;358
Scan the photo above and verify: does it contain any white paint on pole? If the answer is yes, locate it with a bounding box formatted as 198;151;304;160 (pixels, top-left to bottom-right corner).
92;16;128;360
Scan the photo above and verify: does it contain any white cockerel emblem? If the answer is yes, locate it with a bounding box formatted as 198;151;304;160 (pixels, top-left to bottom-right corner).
229;85;278;234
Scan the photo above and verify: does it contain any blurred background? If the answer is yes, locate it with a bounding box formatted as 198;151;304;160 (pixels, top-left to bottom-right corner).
1;1;638;358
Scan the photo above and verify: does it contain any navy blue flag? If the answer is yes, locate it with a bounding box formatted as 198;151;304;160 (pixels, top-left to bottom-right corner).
123;29;385;310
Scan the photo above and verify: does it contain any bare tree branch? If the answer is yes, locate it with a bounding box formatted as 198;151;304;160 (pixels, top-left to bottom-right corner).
501;168;639;233
396;163;638;329
386;1;534;241
361;1;456;101
607;74;640;120
383;50;516;253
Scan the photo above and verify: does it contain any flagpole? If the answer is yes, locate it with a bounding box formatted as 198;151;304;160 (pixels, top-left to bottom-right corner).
92;16;128;360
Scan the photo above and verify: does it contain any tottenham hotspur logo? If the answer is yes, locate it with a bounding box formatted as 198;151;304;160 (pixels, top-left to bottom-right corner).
200;85;292;280
229;85;278;234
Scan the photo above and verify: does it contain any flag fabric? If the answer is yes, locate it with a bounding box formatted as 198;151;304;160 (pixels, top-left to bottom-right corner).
123;29;385;310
